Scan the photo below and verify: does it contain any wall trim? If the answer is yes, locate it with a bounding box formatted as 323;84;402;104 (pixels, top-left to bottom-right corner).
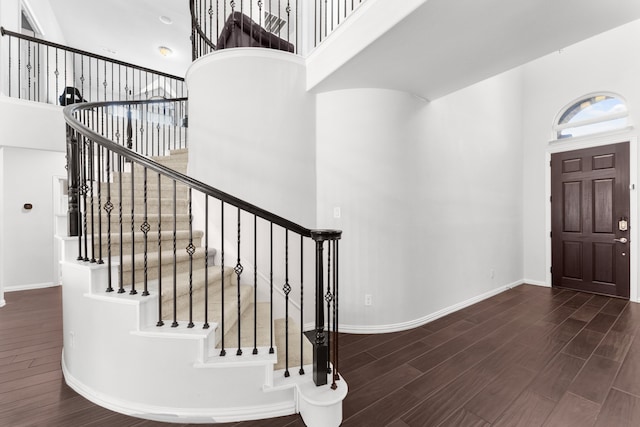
310;280;526;334
0;299;5;308
4;282;58;292
61;352;297;424
523;279;549;288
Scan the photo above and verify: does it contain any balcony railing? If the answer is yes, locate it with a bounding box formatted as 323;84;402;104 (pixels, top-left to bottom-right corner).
0;27;187;105
190;0;366;59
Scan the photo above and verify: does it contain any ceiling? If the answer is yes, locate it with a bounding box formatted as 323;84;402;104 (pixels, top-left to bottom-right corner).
48;0;192;77
311;0;640;100
47;0;640;99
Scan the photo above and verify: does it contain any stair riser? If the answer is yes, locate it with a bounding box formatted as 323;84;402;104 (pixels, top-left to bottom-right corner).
99;236;202;257
120;253;206;287
161;272;238;319
88;217;191;234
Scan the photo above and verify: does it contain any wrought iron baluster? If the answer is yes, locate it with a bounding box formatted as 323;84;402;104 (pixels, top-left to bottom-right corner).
235;207;243;356
130;149;137;295
204;196;210;329
89;139;96;263
142;167;150;296
253;214;258;355
220;201;226;356
105;145;114;292
326;240;332;373
269;222;274;354
118;153;124;293
187;188;195;328
284;229;290;377
332;239;340;388
172;180;178;327
81;135;89;262
97;140;103;264
299;235;304;375
157;173;164;326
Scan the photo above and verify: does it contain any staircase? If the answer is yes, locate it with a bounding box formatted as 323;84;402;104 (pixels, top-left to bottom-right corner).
60;142;344;425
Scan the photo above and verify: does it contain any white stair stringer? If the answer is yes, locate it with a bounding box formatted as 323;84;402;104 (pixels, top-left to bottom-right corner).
61;260;344;425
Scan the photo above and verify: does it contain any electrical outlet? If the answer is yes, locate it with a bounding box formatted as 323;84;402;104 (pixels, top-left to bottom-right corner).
364;294;372;306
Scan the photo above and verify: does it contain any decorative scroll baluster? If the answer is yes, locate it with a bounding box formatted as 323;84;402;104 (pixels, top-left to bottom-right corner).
81;137;89;262
105;148;114;292
332;240;340;389
283;229;290;377
118;153;124;293
141;167;150;296
89;139;96;263
97;141;103;264
129;148;137;295
326;240;332;373
235;208;243;356
187;188;195;328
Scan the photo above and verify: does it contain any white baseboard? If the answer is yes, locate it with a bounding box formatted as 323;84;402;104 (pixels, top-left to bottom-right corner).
523;279;549;287
4;282;59;292
332;280;526;334
0;298;5;308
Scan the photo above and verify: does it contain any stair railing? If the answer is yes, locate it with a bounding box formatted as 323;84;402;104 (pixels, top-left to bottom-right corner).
64;99;342;389
0;27;187;105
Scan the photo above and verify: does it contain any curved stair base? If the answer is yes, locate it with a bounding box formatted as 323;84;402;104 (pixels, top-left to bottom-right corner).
60;260;346;425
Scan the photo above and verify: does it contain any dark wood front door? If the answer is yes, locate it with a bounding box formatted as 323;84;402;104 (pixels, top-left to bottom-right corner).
551;142;630;298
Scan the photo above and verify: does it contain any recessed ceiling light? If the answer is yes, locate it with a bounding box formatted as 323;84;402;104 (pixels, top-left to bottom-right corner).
159;15;173;25
158;46;173;57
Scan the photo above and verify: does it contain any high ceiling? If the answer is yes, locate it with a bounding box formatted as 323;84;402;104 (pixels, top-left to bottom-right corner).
47;0;640;99
49;0;192;77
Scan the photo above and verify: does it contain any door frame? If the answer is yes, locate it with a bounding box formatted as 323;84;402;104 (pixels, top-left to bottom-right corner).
546;134;638;301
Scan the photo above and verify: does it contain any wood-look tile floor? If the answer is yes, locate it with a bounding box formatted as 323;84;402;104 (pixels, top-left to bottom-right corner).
1;284;640;426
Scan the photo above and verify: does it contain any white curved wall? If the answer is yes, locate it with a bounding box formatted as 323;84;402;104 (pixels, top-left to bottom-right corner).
316;75;524;330
186;49;316;227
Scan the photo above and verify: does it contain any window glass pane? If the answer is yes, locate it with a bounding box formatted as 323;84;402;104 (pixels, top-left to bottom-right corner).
558;117;628;139
559;96;626;125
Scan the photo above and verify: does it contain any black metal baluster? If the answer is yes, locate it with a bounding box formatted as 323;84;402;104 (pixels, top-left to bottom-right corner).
118;153;124;293
130;146;137;295
326;240;332;373
105;146;114;292
27;41;32;100
332;239;339;388
204;196;210;329
157;173;164;326
220;201;226;356
36;43;40;102
269;222;274;354
187;188;195;328
7;34;12;98
142;167;150;296
235;207;243;356
299;235;304;375
284;229;290;377
81;136;89;262
253;214;258;355
89;139;96;263
97;142;103;264
172;180;178;327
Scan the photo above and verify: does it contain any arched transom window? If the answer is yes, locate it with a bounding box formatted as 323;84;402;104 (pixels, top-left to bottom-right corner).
555;94;629;140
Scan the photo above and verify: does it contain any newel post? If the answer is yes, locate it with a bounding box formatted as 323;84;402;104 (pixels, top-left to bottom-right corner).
66;124;80;238
310;229;342;387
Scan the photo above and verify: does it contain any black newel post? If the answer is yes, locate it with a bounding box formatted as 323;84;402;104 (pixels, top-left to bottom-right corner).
309;229;342;387
66;124;80;238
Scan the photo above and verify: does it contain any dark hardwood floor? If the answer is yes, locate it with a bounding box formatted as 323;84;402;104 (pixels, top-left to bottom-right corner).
2;284;640;426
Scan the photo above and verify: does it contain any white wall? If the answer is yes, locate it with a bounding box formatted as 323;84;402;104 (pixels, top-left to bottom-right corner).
0;146;66;291
316;68;524;331
522;20;640;297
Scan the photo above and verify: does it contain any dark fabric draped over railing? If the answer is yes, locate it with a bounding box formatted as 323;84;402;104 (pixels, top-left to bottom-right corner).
190;0;366;60
1;27;187;105
64;99;342;388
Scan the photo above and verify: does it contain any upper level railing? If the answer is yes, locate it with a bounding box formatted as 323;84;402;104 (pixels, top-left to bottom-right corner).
64;98;342;388
0;27;187;105
190;0;366;59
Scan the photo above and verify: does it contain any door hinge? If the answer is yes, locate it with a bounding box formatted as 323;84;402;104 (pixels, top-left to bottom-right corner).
550;231;552;238
550;266;553;274
550;195;552;203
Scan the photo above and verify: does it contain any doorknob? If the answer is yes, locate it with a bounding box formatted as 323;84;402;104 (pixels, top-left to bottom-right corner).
614;237;628;243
